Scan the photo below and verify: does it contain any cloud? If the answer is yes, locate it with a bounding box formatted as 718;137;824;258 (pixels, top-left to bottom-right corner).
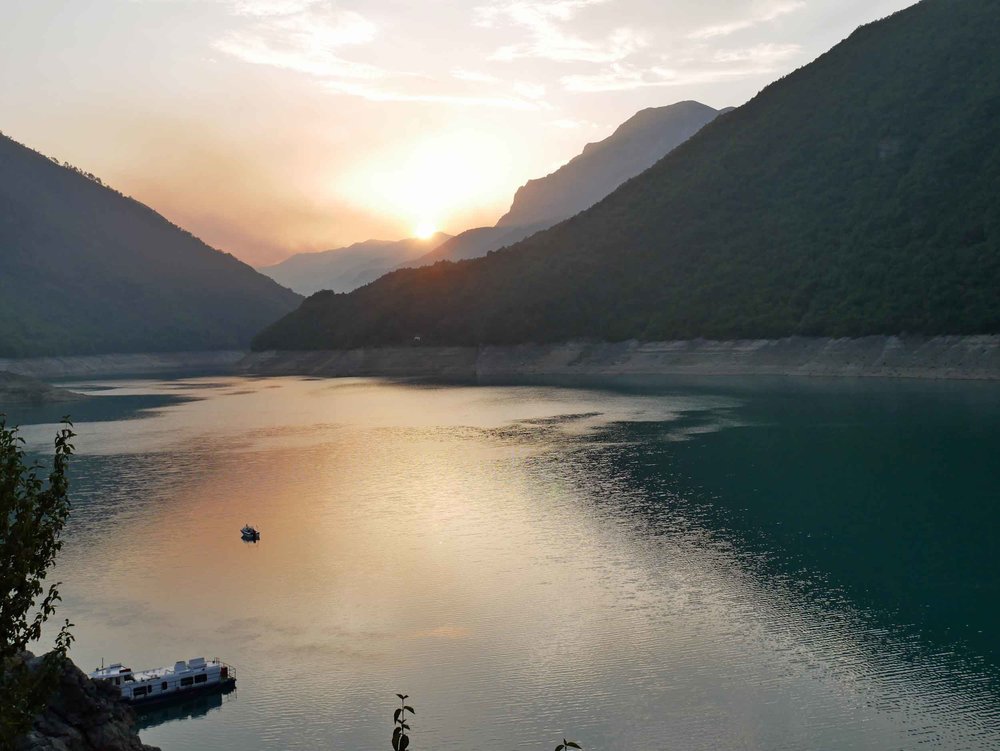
711;42;801;63
558;2;807;93
322;80;546;110
513;81;547;99
475;0;646;63
560;59;789;93
451;68;502;83
230;0;315;16
548;117;596;128
214;2;380;78
213;0;550;108
688;0;805;40
474;0;609;27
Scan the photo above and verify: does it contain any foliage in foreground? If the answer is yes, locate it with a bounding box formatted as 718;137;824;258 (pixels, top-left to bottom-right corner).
392;694;414;751
391;694;582;751
0;417;75;744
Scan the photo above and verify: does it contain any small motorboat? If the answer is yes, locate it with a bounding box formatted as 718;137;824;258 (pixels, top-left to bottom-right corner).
240;524;260;541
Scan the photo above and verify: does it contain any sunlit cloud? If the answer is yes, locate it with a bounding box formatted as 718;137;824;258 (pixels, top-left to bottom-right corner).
561;60;786;92
451;68;503;83
549;118;597;128
476;0;646;63
513;81;547;99
711;42;801;63
474;0;610;27
323;80;546;110
230;0;315;16
688;0;806;40
213;0;557;108
214;2;380;78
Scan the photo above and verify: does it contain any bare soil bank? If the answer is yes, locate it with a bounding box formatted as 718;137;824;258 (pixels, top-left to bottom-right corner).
240;336;1000;381
0;371;89;404
0;351;245;379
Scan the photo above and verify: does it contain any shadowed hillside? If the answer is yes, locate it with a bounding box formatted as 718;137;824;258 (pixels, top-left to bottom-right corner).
0;134;301;357
254;0;1000;351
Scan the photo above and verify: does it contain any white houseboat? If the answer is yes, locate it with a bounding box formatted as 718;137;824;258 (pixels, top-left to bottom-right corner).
90;657;236;706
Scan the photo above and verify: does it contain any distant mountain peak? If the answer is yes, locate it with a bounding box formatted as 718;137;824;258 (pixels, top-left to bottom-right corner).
495;100;722;230
259;232;452;296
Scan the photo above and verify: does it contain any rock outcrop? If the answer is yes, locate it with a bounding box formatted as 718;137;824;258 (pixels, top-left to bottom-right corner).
0;372;87;405
240;335;1000;381
0;351;244;379
14;654;159;751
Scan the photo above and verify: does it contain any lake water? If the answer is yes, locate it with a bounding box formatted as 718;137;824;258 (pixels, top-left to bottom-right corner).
9;374;1000;750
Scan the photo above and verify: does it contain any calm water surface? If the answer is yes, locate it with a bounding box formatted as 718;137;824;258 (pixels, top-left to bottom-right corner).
10;375;1000;750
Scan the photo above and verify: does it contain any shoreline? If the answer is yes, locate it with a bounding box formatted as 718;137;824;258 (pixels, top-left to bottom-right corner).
239;336;1000;381
0;371;89;404
0;351;245;379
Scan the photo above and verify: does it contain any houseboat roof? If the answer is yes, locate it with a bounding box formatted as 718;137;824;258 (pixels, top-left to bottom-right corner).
91;657;219;682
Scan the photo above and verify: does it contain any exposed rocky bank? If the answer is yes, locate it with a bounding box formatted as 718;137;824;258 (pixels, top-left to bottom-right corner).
0;351;244;379
240;336;1000;381
0;372;88;405
14;653;159;751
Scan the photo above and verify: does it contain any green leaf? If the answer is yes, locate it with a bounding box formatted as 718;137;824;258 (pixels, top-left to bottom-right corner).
394;708;402;723
404;705;415;714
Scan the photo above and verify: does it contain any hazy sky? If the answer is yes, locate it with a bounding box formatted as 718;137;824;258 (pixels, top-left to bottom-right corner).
1;0;915;265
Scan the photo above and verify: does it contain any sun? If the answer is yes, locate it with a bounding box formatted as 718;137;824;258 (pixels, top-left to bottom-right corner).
413;221;437;239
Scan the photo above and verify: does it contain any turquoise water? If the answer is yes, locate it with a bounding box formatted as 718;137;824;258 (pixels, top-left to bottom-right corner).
10;374;1000;750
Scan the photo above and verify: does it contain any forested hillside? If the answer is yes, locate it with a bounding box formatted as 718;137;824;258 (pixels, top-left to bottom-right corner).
0;134;300;356
254;0;1000;351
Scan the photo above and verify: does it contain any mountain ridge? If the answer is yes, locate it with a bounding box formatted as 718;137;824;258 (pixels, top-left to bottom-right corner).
253;0;1000;352
259;233;450;295
408;100;726;267
0;132;301;357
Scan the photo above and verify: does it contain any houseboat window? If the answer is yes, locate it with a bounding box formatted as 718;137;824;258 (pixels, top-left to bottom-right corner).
180;677;194;687
133;687;148;697
161;682;168;691
114;678;120;686
194;674;208;684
